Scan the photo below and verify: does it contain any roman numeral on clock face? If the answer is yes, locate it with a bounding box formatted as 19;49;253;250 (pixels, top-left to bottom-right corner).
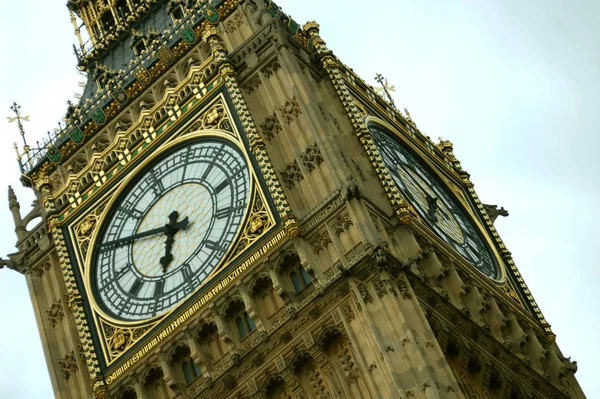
215;204;244;219
153;280;165;299
93;140;252;321
205;240;227;253
214;180;229;194
369;125;501;280
129;278;143;296
181;264;195;292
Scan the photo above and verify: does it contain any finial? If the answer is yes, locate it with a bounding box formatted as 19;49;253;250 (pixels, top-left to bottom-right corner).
8;102;32;167
8;102;30;147
8;185;19;210
437;137;454;154
13;142;21;161
303;21;320;33
70;9;85;54
374;74;396;107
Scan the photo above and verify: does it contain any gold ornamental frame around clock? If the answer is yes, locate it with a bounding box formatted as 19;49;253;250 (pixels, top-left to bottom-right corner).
363;116;508;284
65;100;280;369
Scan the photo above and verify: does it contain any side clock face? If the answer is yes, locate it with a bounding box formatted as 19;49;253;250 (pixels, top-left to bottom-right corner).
92;139;250;321
370;125;500;279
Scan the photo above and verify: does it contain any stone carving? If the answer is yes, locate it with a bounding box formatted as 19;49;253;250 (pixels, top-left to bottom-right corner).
261;114;282;140
29;261;52;277
332;214;352;237
356;283;373;304
280;161;303;188
397;275;412;299
47;300;65;328
482;204;509;223
341;304;355;322
300;144;324;172
310;230;332;253
279;97;301;124
225;10;244;33
374;279;387;299
59;350;79;380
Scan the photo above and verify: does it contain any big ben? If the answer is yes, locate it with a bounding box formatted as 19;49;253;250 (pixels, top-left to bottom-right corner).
0;0;589;398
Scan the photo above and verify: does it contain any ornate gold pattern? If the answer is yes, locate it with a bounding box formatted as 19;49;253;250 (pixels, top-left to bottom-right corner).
303;22;550;331
186;102;234;136
303;23;412;226
230;190;275;258
101;320;154;361
49;218;102;379
73;200;109;261
58;88;285;382
53;64;224;223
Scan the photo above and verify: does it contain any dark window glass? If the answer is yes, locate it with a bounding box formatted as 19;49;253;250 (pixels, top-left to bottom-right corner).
182;361;193;384
291;271;303;293
171;6;184;22
116;0;129;17
244;311;256;332
133;39;146;55
300;266;312;286
192;360;202;378
100;11;114;30
236;316;248;339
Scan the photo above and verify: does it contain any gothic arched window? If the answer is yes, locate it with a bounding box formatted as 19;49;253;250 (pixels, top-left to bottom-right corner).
290;265;312;294
235;311;256;339
181;357;202;385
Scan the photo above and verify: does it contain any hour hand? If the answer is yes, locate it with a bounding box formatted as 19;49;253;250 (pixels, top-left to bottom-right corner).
426;194;439;223
160;211;190;273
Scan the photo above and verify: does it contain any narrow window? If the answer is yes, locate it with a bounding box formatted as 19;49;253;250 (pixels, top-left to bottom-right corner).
300;266;312;286
236;316;248;339
244;311;256;333
192;360;202;378
181;361;193;384
291;271;303;293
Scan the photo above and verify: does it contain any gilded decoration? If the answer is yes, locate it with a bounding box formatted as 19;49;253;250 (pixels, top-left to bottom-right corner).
74;201;108;261
54;67;224;221
101;320;154;361
230;191;275;258
185;101;234;136
39;27;299;381
302;20;553;334
58;89;287;384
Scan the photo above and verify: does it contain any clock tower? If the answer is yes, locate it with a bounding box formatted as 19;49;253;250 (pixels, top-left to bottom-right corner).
3;1;586;398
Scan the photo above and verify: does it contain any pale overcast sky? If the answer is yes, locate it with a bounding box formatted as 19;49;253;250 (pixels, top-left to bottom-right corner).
0;0;598;397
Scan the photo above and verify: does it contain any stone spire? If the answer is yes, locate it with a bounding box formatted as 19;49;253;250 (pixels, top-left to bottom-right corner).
8;186;26;240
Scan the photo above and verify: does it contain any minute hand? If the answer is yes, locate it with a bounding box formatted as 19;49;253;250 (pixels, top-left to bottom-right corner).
101;226;166;250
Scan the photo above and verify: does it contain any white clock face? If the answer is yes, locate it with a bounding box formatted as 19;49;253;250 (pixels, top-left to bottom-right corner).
370;125;500;280
93;139;250;321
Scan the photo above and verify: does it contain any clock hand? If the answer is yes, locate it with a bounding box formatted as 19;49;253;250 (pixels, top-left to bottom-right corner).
100;226;166;250
426;194;439;223
160;211;190;273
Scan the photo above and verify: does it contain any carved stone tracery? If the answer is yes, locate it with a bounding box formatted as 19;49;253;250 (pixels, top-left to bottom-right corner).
47;300;65;328
59;350;79;380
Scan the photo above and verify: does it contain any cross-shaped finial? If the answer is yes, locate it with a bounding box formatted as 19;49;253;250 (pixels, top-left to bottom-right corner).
7;102;30;147
374;73;396;107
